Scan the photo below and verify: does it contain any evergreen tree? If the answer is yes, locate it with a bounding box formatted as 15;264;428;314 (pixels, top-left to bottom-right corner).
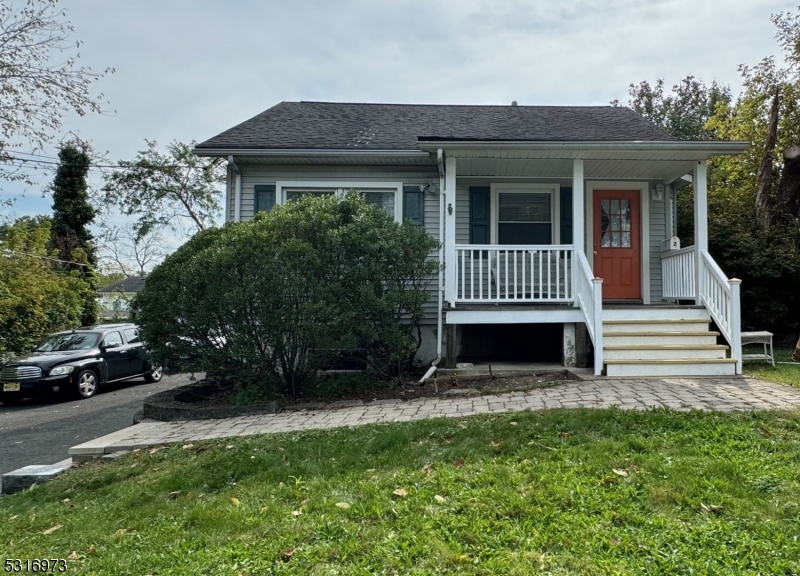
50;141;98;325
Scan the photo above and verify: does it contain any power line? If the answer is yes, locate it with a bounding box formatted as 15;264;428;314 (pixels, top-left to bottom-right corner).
2;248;90;267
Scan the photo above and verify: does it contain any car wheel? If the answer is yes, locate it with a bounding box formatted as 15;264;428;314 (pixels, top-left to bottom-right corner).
75;369;99;399
144;365;163;383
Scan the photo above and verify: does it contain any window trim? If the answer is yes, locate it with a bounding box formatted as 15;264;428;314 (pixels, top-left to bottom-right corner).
274;180;404;222
490;183;560;244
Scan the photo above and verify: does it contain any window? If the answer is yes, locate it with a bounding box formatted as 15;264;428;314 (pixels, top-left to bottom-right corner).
102;331;123;347
600;198;631;248
123;328;141;344
495;189;554;245
274;181;404;222
285;188;336;203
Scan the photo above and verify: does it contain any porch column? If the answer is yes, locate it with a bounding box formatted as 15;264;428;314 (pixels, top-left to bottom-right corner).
572;158;586;307
444;156;458;306
694;160;708;304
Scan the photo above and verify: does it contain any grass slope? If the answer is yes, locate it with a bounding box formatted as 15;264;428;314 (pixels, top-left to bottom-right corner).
3;409;800;575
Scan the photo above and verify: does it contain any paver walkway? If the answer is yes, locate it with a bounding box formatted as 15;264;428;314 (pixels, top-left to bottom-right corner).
70;377;800;460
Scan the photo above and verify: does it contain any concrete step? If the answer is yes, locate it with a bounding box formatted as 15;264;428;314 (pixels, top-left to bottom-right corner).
604;331;720;346
605;358;738;377
1;458;73;495
603;344;729;360
603;319;710;332
603;307;709;321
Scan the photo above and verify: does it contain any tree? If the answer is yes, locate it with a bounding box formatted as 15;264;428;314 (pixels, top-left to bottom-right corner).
50;140;98;325
0;0;112;184
101;140;225;239
0;216;87;357
134;193;439;398
98;222;168;277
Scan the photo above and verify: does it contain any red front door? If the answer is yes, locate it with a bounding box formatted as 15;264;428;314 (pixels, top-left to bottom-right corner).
593;190;641;300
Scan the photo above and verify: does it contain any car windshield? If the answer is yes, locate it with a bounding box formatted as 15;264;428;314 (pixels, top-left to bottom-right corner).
35;333;100;352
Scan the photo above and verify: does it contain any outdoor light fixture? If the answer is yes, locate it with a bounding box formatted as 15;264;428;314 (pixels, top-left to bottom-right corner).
651;183;664;201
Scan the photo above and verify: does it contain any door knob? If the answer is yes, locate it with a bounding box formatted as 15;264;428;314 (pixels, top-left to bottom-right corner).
593;250;598;255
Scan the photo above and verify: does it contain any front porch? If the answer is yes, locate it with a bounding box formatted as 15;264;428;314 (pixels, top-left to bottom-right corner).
431;143;746;377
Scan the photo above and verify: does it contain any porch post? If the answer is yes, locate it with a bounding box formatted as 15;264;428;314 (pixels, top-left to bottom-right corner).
694;160;708;304
444;156;458;306
572;158;586;307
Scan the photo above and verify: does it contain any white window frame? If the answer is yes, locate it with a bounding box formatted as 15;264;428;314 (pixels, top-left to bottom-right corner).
490;183;560;245
275;180;404;222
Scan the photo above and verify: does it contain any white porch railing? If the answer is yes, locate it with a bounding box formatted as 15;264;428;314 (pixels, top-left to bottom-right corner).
661;246;695;299
661;246;742;373
699;250;742;373
454;245;573;303
574;250;603;376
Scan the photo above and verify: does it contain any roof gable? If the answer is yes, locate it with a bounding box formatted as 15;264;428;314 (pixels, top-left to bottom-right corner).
195;102;677;151
98;275;146;293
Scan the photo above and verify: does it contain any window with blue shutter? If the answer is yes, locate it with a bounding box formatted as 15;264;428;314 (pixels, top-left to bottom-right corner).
255;184;276;214
560;187;572;244
403;185;424;225
469;186;490;244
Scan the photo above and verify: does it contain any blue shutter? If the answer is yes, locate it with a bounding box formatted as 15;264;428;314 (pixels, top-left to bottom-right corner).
469;186;490;244
255;184;276;214
560;187;573;244
403;185;424;225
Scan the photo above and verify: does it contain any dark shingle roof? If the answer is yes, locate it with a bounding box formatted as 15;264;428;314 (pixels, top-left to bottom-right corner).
195;102;676;151
98;275;146;294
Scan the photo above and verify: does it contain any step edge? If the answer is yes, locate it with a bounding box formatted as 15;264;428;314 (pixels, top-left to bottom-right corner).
604;331;721;337
604;345;729;350
604;358;738;364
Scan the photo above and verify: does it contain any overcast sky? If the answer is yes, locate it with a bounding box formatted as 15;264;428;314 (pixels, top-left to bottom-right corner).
1;0;795;229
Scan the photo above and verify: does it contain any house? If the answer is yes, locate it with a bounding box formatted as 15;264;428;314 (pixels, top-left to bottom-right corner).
194;102;749;377
97;275;146;319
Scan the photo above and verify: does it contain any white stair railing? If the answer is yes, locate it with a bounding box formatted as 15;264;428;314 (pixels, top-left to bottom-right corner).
699;250;742;374
661;246;695;299
574;250;603;376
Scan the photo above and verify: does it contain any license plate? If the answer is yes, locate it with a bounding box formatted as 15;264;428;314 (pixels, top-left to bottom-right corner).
3;382;20;392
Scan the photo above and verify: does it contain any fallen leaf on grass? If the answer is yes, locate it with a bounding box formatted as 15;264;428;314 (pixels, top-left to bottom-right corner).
226;445;234;449
280;548;295;561
67;551;79;560
392;488;408;498
113;529;127;537
301;499;308;507
454;458;465;468
149;448;159;454
612;469;628;477
509;421;518;426
335;502;351;509
291;510;302;516
443;434;453;442
560;432;572;438
230;497;241;507
182;444;194;449
61;498;70;504
434;495;446;503
422;463;434;474
9;515;18;521
491;442;502;448
458;422;468;429
599;476;618;486
87;545;96;554
43;524;63;535
700;503;724;514
366;468;376;473
168;491;181;499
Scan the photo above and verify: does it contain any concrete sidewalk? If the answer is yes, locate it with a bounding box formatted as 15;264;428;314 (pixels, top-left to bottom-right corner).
69;377;800;462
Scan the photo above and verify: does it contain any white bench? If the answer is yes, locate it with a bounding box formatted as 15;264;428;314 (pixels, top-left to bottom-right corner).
741;331;774;366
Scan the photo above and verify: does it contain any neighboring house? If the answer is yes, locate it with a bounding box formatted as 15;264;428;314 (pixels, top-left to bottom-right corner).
97;275;146;319
194;102;749;377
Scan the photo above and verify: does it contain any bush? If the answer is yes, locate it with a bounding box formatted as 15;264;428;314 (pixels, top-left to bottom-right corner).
134;192;440;397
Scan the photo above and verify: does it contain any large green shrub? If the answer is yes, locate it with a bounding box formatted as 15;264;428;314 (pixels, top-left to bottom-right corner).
134;193;439;397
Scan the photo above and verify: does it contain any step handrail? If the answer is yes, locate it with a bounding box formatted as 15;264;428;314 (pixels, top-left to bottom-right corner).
699;249;742;374
574;250;603;376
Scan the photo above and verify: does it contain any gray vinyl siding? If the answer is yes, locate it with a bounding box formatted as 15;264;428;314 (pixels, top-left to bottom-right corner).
234;163;442;323
648;180;667;301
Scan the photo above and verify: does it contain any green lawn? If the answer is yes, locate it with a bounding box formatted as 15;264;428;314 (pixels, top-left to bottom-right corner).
3;410;800;575
744;346;800;387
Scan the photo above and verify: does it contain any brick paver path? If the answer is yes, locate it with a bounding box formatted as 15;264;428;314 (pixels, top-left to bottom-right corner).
70;377;800;459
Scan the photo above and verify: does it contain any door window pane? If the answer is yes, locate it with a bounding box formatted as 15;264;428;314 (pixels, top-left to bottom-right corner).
600;196;632;248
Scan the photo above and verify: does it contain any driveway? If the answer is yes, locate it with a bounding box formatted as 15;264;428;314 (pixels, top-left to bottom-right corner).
0;373;196;475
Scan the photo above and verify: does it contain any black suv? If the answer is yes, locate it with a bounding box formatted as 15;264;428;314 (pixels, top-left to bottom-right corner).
0;323;162;405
